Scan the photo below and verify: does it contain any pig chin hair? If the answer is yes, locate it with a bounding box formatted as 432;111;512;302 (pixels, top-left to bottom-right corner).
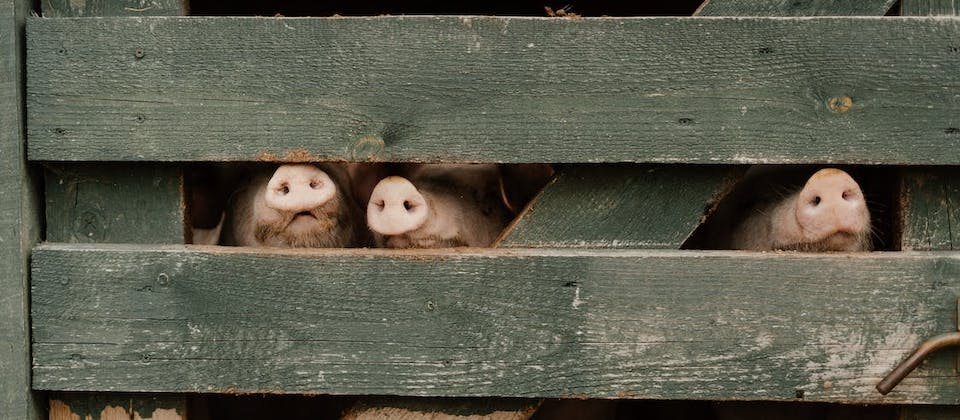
378;234;470;249
774;231;872;252
254;216;349;248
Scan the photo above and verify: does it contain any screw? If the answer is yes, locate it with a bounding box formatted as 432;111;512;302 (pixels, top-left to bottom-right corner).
157;273;170;286
134;48;145;59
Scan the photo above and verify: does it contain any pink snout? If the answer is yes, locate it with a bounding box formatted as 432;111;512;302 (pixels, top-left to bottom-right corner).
367;176;429;236
264;164;337;214
796;168;870;237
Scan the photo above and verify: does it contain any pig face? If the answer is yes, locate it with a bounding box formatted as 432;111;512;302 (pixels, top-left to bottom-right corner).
365;164;510;248
357;163;555;249
731;168;872;252
222;163;364;248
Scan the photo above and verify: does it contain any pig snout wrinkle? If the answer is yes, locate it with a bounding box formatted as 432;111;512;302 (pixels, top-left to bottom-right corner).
264;164;337;214
367;176;429;236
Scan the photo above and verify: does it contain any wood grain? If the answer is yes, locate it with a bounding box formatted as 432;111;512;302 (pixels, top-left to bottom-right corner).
695;0;898;16
0;0;42;419
499;165;742;248
45;163;186;244
41;0;185;17
903;0;960;16
25;16;960;164
29;244;960;404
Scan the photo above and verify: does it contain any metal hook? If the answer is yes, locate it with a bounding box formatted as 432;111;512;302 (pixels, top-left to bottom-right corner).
876;331;960;395
876;297;960;395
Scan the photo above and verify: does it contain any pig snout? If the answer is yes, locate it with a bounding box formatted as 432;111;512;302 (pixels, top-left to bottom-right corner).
367;176;429;236
795;168;870;240
264;164;337;214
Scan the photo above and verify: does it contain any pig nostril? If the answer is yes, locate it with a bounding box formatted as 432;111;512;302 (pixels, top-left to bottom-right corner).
842;190;852;200
310;180;322;189
403;200;415;211
374;200;385;210
811;196;821;206
278;185;290;195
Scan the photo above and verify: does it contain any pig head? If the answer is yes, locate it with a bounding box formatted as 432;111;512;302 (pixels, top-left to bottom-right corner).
359;163;553;248
730;168;872;251
219;163;366;248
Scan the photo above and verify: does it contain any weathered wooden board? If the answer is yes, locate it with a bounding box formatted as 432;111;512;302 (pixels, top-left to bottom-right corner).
25;16;960;164
45;163;185;244
49;393;187;420
695;0;899;16
41;0;185;17
29;244;960;404
0;0;42;419
901;168;960;251
903;0;959;16
499;165;741;248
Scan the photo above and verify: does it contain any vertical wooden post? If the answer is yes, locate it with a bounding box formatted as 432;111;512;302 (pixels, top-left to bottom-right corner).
0;0;43;418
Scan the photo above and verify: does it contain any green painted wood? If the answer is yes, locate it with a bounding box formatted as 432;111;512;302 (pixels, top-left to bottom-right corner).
45;163;185;244
41;0;185;17
901;169;960;251
695;0;898;16
903;0;960;15
0;0;42;419
498;165;742;248
25;16;960;164
29;244;960;403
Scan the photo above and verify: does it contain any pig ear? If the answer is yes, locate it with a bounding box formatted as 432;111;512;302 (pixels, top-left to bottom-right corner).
345;163;392;207
498;164;555;213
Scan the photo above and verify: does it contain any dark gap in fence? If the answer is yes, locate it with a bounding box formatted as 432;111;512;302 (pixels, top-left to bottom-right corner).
682;165;902;251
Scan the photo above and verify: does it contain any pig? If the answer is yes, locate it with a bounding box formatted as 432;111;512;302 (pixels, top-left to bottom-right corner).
217;163;366;248
361;163;553;248
728;167;872;251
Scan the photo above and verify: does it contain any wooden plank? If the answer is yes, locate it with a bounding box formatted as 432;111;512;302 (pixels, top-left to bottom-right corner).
25;16;960;164
498;165;742;248
50;393;186;420
903;0;960;15
695;0;898;16
29;245;960;403
0;0;42;419
41;0;185;17
44;163;185;244
900;168;960;251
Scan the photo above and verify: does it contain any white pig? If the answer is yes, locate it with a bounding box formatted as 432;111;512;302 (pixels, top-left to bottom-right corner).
729;167;872;251
218;163;366;248
361;163;553;248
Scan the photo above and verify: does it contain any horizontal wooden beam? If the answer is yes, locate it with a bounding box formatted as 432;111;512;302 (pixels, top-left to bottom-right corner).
695;0;898;16
26;16;960;164
30;244;960;403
